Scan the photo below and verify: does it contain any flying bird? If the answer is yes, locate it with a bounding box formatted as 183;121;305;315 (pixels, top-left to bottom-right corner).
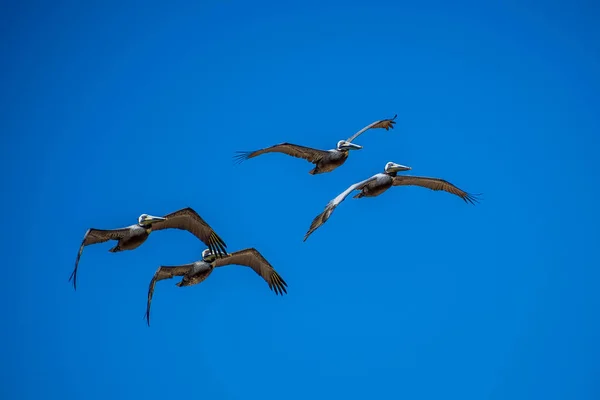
144;248;287;326
69;207;227;290
304;161;480;241
234;115;397;175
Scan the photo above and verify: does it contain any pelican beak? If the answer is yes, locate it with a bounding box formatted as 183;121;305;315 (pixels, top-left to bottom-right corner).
391;163;411;172
343;142;363;150
147;215;166;223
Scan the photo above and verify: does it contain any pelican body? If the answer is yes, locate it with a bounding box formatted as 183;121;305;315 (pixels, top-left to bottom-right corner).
145;248;287;325
235;140;362;175
174;250;217;288
353;171;398;198
304;162;481;241
310;141;361;174
70;207;228;290
107;215;162;252
234;115;397;175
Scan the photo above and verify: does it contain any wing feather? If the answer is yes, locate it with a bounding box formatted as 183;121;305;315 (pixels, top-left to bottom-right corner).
213;248;288;295
151;208;228;257
346;114;397;143
303;175;378;241
69;227;131;290
145;264;195;326
392;175;481;204
234;143;329;164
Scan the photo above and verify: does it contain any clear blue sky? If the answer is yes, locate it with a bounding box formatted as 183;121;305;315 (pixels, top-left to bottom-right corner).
1;1;599;399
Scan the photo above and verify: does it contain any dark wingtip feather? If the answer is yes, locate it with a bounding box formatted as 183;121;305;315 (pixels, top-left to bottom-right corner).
464;192;483;205
209;233;228;258
268;273;288;296
68;269;77;290
303;211;325;242
279;281;288;295
303;230;313;242
217;238;228;254
69;261;79;291
214;240;228;258
212;243;224;259
69;231;90;291
233;151;253;165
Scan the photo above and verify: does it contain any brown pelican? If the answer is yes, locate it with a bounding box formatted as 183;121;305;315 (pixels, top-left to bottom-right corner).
304;162;480;241
144;248;287;326
70;207;227;290
234;115;397;175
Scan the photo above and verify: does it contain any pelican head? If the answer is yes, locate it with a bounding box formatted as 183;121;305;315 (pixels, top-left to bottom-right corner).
138;213;166;226
384;161;412;173
202;249;217;262
336;140;363;151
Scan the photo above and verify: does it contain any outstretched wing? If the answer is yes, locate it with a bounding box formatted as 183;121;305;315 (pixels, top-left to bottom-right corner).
145;264;195;326
303;175;379;241
213;248;287;295
346;114;397;143
69;227;131;290
234;143;329;165
151;208;227;257
393;175;481;204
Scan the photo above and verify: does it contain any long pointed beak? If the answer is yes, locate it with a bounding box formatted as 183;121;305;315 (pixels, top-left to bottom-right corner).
392;164;411;171
345;142;363;150
148;215;166;222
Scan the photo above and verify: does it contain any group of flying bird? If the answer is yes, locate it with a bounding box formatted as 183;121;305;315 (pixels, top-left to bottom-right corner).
70;114;480;326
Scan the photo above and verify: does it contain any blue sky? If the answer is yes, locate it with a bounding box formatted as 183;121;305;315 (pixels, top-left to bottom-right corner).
1;1;599;399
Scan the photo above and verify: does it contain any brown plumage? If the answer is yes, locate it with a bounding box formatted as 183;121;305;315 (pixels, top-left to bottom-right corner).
390;175;480;205
144;263;197;326
144;248;287;326
303;161;480;241
234;143;329;165
213;248;287;295
345;114;397;143
233;114;398;175
149;207;228;256
69;207;227;290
